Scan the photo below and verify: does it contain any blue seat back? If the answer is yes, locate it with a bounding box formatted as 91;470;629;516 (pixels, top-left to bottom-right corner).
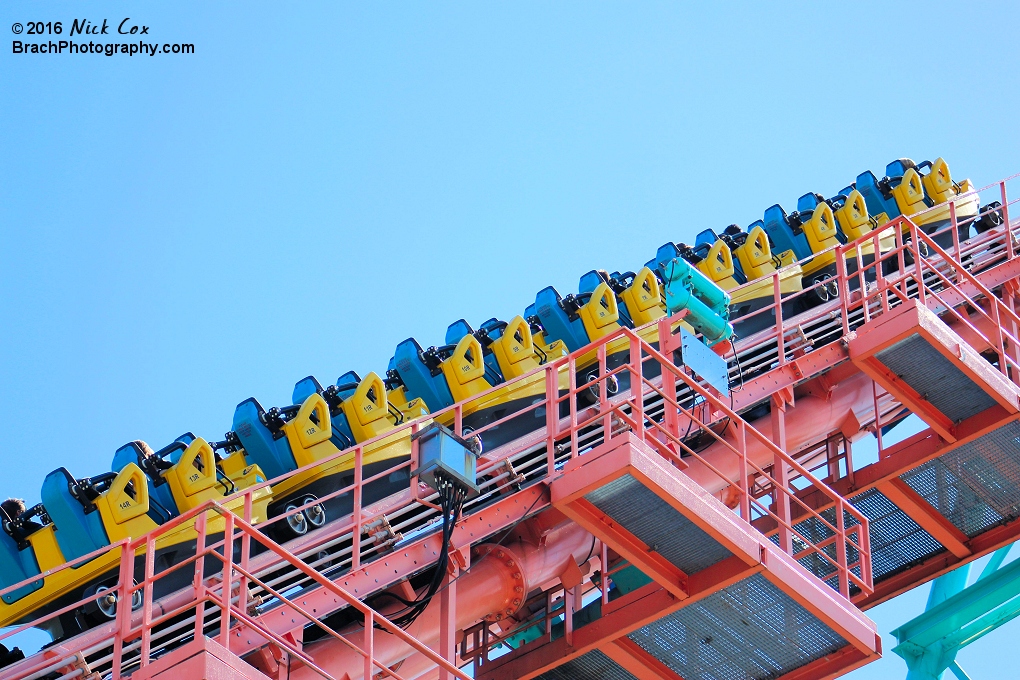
292;376;353;449
578;271;603;295
763;204;812;261
171;433;196;463
392;339;454;411
331;372;362;445
445;319;505;384
798;194;847;244
480;318;504;339
534;287;590;352
856;170;900;218
797;193;821;213
336;371;361;399
232;398;296;481
292;376;322;405
694;229;718;248
445;320;473;346
40;468;109;562
647;243;680;277
886;159;912;177
0;521;43;604
112;442;179;518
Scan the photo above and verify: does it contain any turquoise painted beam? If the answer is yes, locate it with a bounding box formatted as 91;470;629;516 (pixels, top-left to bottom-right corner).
894;545;1017;680
892;549;1020;651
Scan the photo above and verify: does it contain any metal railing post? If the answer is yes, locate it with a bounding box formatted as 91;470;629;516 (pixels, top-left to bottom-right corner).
545;364;557;474
352;445;364;571
220;512;235;649
193;510;208;641
1002;180;1013;260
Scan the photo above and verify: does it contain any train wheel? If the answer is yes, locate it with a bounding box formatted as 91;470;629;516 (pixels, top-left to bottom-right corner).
303;498;327;530
283;502;309;537
315;550;333;570
461;427;483;455
85;583;142;623
585;370;619;401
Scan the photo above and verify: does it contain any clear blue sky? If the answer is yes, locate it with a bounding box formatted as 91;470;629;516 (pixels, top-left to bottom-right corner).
3;1;1019;675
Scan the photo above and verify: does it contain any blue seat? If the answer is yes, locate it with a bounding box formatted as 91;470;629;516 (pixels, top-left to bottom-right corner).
579;270;639;327
886;159;913;178
112;441;180;519
446;320;503;386
796;192;821;213
480;317;506;338
40;468;109;563
719;225;751;282
646;243;680;277
292;376;321;405
577;271;605;295
763;204;812;262
292;376;356;449
856;170;900;219
444;320;473;346
332;372;362;446
533;287;590;352
391;339;455;412
797;193;847;244
0;514;43;604
689;229;719;266
232;398;297;481
336;371;361;398
694;228;718;248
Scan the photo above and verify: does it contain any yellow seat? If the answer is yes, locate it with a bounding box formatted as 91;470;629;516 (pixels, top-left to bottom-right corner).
94;463;158;543
695;241;741;290
490;316;543;380
620;267;668;327
731;226;803;296
796;203;841;277
917;157;980;233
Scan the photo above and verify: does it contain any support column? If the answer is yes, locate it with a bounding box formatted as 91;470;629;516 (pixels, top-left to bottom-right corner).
771;387;793;553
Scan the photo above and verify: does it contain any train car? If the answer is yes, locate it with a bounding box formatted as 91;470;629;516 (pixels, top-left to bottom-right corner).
0;450;261;641
762;201;843;301
720;223;804;339
854;157;980;250
387;326;551;451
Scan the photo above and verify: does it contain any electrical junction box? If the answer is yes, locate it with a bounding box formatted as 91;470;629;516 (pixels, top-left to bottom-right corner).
411;424;480;497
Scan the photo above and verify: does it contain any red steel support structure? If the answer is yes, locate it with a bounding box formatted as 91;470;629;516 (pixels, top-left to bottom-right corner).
1;173;1019;679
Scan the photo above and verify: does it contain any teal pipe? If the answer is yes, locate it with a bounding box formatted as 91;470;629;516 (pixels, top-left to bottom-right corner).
663;257;731;315
667;287;733;346
661;258;733;346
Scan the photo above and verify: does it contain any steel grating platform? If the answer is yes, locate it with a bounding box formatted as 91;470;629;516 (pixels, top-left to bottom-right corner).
845;488;945;583
875;334;998;423
535;649;638;680
850;299;1020;442
534;574;849;680
899;419;1020;537
788;488;947;589
585;474;733;574
625;573;847;680
476;433;880;680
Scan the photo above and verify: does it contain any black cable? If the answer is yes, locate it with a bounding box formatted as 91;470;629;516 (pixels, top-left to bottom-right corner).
372;487;547;625
381;475;468;629
731;338;745;393
582;534;597;566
